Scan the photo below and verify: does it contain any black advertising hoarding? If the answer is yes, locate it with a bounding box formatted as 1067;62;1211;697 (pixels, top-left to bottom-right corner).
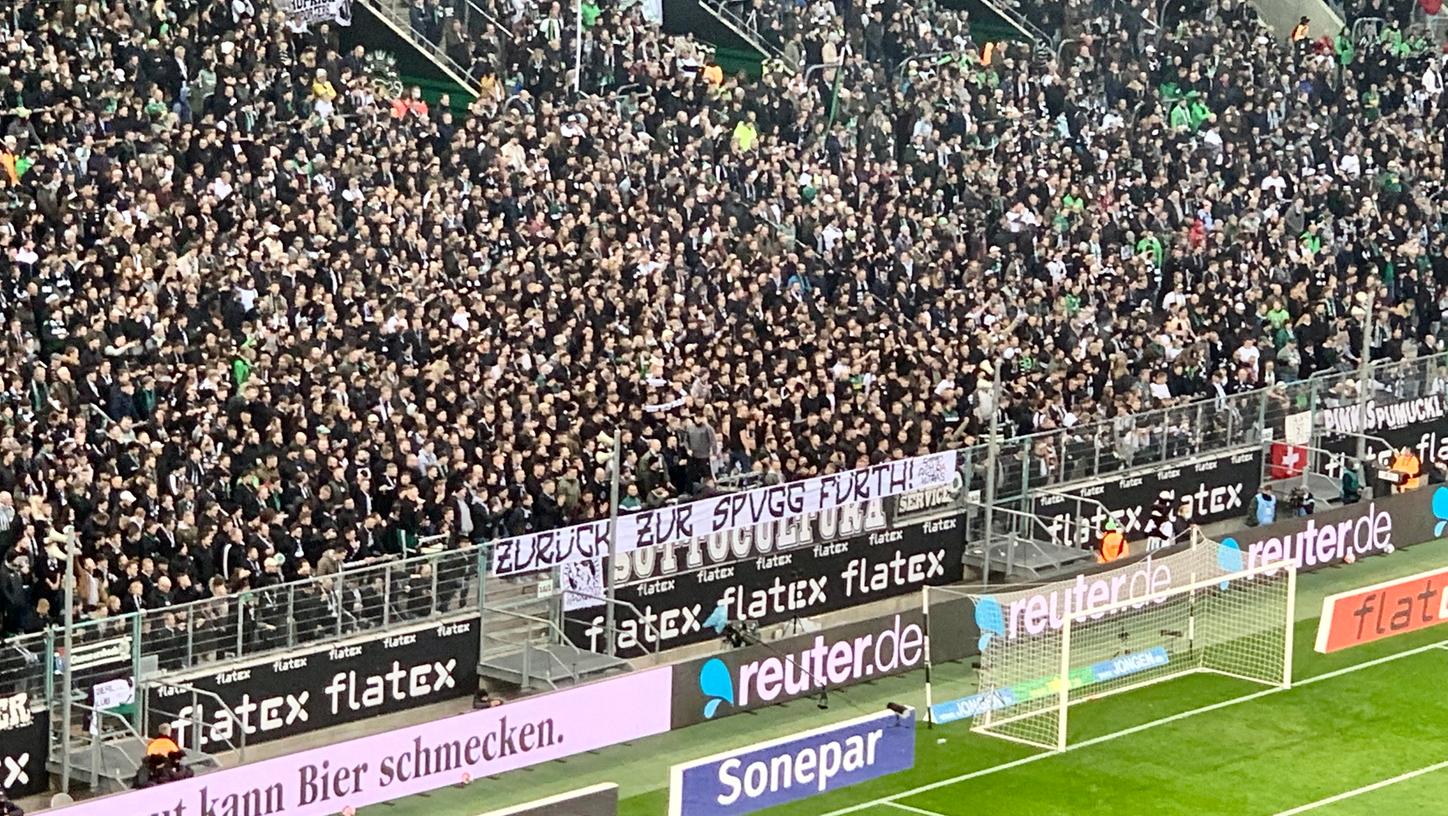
481;783;619;816
0;692;49;798
1318;396;1448;475
1215;484;1448;575
151;618;480;749
564;506;967;658
669;600;974;729
1034;449;1262;546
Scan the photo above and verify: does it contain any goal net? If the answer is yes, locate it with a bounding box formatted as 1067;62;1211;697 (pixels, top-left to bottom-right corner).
933;537;1295;752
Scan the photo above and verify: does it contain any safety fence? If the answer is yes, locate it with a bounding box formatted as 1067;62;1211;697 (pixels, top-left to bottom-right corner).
962;352;1448;503
0;540;492;703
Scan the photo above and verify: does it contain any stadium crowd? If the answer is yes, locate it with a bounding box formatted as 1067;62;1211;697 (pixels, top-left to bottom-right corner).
0;0;1445;641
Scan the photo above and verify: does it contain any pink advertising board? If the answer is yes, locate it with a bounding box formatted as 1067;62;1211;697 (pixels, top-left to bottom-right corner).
52;668;673;816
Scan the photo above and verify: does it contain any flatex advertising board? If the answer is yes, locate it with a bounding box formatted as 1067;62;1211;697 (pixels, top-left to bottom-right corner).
668;708;916;816
151;618;480;749
1033;449;1262;546
564;507;966;658
0;692;48;798
671;601;974;728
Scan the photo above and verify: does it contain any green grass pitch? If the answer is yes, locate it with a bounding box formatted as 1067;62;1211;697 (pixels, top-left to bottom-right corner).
367;540;1448;816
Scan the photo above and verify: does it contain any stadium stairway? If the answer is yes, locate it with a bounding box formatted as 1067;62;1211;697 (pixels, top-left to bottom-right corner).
46;703;222;796
344;0;480;98
1249;0;1344;39
942;0;1049;46
662;0;780;72
479;576;629;692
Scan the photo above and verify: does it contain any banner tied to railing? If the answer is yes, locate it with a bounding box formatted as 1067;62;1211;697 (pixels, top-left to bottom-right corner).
491;451;960;577
275;0;353;26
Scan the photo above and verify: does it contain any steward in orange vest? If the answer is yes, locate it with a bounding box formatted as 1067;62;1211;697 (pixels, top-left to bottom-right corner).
146;724;180;757
1390;448;1423;492
1096;520;1128;564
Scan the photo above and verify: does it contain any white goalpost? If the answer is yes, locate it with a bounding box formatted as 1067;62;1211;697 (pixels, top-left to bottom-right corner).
925;539;1296;753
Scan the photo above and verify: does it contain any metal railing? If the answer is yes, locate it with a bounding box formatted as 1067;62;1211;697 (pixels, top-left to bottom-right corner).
559;590;665;652
1351;16;1387;49
958;352;1448;502
0;634;46;701
480;606;582;687
59;703;145;789
459;0;514;41
142;680;247;761
1;539;485;695
354;0;481;96
698;0;797;71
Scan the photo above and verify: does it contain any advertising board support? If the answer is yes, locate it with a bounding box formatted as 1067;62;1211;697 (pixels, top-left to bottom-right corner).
61;530;73;795
984;362;1003;585
921;590;934;729
605;428;621;657
1356;289;1374;465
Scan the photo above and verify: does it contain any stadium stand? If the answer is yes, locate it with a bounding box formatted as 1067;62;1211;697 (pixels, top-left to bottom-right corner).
0;0;1445;656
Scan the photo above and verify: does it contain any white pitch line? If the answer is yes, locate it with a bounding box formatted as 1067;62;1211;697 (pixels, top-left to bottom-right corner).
819;637;1448;816
1273;757;1448;815
884;802;952;816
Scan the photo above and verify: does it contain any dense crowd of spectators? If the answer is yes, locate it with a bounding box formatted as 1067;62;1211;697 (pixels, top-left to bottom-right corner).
0;0;1445;646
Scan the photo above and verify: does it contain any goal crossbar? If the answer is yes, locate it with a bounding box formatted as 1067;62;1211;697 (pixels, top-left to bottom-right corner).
1065;557;1297;620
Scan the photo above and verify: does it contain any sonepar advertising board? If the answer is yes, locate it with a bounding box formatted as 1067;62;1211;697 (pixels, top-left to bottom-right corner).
669;709;916;816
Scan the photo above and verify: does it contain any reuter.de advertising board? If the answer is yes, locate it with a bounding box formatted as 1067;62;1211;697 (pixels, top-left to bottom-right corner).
1033;449;1262;546
1215;485;1447;575
54;669;673;816
152;619;480;748
564;486;966;657
672;602;974;728
669;708;916;816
